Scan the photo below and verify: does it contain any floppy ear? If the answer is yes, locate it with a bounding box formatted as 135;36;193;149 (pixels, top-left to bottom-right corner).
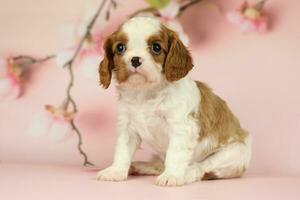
164;30;193;82
99;36;114;89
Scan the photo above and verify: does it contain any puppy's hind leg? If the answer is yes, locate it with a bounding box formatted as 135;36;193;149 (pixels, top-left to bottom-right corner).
185;136;252;184
129;156;164;176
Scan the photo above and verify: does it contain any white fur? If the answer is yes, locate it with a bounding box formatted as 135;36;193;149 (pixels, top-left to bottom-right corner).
117;17;163;90
97;17;251;186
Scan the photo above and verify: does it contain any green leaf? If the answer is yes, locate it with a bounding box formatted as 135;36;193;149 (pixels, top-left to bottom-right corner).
144;0;171;9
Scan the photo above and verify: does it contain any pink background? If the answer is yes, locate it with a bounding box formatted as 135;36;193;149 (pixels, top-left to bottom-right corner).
1;0;300;180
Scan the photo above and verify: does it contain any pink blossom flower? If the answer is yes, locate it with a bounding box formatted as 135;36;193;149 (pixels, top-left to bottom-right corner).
79;51;103;79
56;27;104;79
0;58;8;78
55;47;76;67
0;57;21;99
158;1;180;20
28;105;74;141
227;0;268;33
159;1;189;46
78;31;104;79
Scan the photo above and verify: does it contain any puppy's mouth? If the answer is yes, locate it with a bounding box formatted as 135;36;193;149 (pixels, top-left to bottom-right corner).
128;68;148;79
120;67;159;89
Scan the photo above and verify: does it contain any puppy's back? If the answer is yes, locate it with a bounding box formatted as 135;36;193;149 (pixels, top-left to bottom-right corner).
195;81;247;145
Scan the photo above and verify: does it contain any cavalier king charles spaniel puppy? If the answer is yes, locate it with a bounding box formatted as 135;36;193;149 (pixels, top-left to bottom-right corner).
97;17;251;186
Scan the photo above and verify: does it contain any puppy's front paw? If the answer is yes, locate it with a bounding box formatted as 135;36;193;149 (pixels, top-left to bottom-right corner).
155;172;185;187
96;166;128;182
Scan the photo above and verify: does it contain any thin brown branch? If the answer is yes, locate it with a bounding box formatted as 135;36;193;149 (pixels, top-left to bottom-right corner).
66;64;77;113
105;0;118;20
12;54;56;64
64;0;109;107
9;0;112;167
179;0;203;14
71;120;93;166
62;0;111;166
63;0;108;69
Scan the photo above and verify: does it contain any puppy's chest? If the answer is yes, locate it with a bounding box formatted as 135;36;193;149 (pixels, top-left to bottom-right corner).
127;102;169;153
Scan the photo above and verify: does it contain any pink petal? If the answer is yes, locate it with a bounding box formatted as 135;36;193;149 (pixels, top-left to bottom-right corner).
92;32;104;45
77;23;89;38
55;47;76;67
7;83;21;99
0;58;8;78
2;75;21;99
0;78;12;99
28;111;53;137
239;19;257;33
80;47;101;58
227;11;244;25
257;19;268;32
79;54;103;79
48;119;72;141
159;1;180;20
59;23;79;47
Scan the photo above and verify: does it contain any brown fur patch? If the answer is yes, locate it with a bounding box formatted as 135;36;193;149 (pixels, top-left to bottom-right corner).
202;165;247;180
99;30;129;88
195;81;247;146
113;54;129;84
147;30;169;66
163;26;193;82
147;25;193;81
99;58;112;89
202;172;218;180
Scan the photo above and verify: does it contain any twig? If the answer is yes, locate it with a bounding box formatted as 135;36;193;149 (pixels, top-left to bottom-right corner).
11;0;110;166
12;55;56;64
71;120;93;166
62;0;108;69
66;62;77;113
105;0;118;20
179;0;203;14
62;0;110;166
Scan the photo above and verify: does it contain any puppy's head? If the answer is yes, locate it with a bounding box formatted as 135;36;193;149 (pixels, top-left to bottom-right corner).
99;17;193;90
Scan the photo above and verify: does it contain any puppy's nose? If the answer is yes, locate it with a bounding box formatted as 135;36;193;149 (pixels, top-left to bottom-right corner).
131;56;142;68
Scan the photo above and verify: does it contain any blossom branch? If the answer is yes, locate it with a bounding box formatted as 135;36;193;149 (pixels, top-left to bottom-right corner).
12;55;56;65
179;0;203;14
71;120;94;166
60;0;111;166
105;0;117;20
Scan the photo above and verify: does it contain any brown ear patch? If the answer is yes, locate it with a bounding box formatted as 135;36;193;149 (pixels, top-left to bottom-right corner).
99;30;128;88
163;27;193;81
114;57;129;84
99;55;112;89
99;36;114;89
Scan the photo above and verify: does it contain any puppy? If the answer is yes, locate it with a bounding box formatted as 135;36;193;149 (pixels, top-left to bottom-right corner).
97;17;251;186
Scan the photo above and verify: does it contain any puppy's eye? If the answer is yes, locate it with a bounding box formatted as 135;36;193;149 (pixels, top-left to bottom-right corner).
151;42;161;55
116;43;126;54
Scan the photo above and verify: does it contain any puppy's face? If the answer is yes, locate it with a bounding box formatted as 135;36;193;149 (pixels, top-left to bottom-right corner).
99;17;193;90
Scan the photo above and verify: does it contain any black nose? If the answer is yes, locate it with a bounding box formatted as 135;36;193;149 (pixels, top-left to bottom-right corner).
131;57;142;68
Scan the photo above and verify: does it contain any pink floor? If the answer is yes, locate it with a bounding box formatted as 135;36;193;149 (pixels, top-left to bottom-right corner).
1;162;299;200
